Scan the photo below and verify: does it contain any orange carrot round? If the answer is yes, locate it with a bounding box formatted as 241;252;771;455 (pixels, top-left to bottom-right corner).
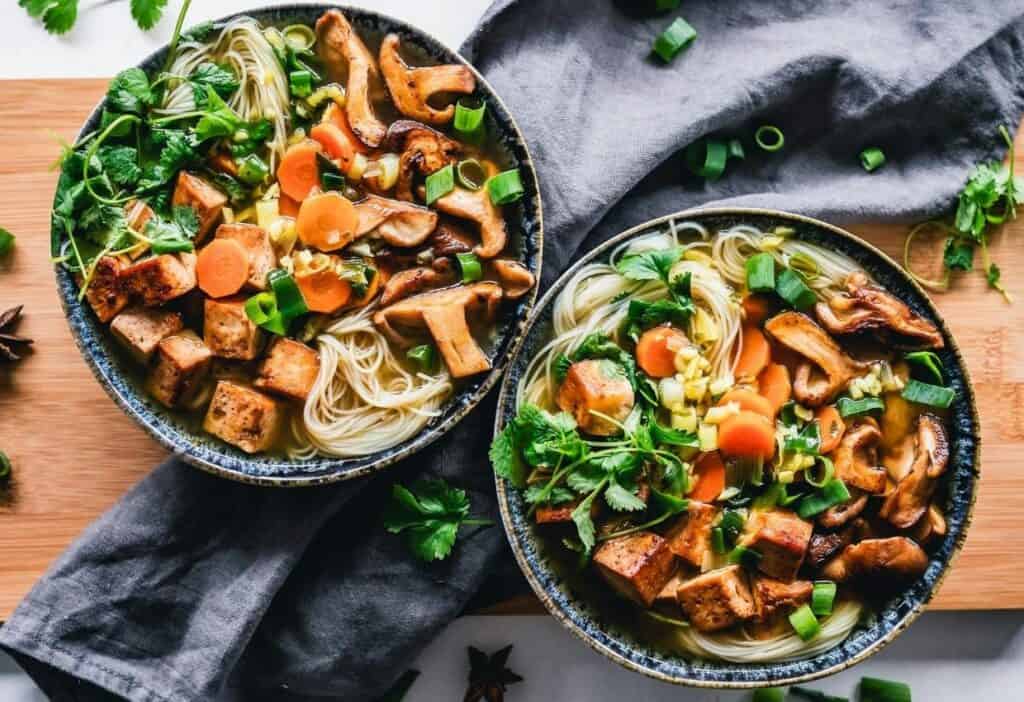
718;410;776;460
757;362;792;414
348;266;385;308
734;324;771;380
741;294;775;325
277;140;322;202
324;103;369;154
279;192;301;218
717;389;774;419
310;122;356;171
688;451;726;502
296;191;358;252
816;405;846;454
196;239;249;298
636;326;689;378
296;268;352;313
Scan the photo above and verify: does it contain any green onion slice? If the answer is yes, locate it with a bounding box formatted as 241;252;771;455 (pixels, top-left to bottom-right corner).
456;252;483;283
719;510;745;544
685;138;728;181
784;421;821;455
775;267;816;310
789;604;820;641
321;171;346;191
727;545;762;568
805;456;835;489
753;688;785;702
711;526;726;554
655;0;681;10
904;351;944;385
752;482;787;510
456;159;487;190
745;252;776;293
283;24;316;51
791;687;849;702
860;147;886;172
289;69;313;98
901;378;955;408
836;395;884;418
268;269;309;320
797;479;851;519
755;125;785;152
425;164;455;205
788;252;820;281
812;580;837;617
454;97;486;135
151;238;194;255
244;292;288;335
652;17;698;63
237;154;270;185
859;677;911;702
728;138;745;160
487;169;525;205
0;450;11;481
407;344;437;373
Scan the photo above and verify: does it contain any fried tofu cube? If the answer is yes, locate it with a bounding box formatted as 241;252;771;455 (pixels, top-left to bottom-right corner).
664;501;718;568
750;576;813;621
215;223;276;291
172;172;227;242
146;330;213;408
109;307;184;364
593;532;675;608
535;501;577;524
202;381;282;453
556;359;635;436
654;570;687;608
675;566;756;632
254;338;320;401
123;252;197;306
204;296;264;360
740;509;813;581
84;256;129;322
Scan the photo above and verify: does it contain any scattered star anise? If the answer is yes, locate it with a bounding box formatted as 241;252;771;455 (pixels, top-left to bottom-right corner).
0;305;32;362
463;644;523;702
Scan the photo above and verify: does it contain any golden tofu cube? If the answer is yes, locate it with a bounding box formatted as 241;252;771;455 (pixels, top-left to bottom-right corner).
109;307;183;364
675;565;756;632
254;338;321;401
593;531;675;608
204;296;264;360
146;331;213;408
203;381;282;454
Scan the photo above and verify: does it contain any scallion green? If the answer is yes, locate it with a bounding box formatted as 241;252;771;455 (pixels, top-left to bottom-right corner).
289;69;313;98
791;687;849;702
685;138;728;181
727;545;762;569
719;510;745;544
487;169;525;205
456;159;487;191
453;97;486;137
804;456;835;489
0;450;11;482
237;154;270;185
753;689;785;702
746;252;776;293
904;350;944;385
151;238;195;255
711;526;726;554
775;267;816;310
268;269;309;321
407;345;437;373
811;580;837;616
836;396;885;418
860;147;886;172
788;604;820;641
456;252;483;283
755;125;785;152
244;292;287;335
797;479;851;519
321;171;346;191
901;379;955;408
728;138;745;160
859;677;911;702
652;17;697;63
425;164;455;205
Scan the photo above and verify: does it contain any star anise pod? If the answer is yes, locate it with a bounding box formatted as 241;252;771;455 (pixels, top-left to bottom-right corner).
463;644;523;702
0;305;32;362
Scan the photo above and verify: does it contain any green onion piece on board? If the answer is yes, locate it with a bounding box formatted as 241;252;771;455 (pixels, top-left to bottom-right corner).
237;154;270;185
727;545;762;568
652;17;698;63
151;238;194;254
321;171;346;191
901;379;955;408
791;687;849;702
797;479;851;518
453;97;486;136
245;292;288;335
753;689;785;702
425;164;455;205
728;138;745;160
711;526;726;554
804;456;835;489
836;395;885;418
775;267;816;310
745;252;776;293
456;252;483;283
859;677;911;702
812;580;837;616
268;269;309;320
407;345;437;373
685;138;728;180
487;169;525;205
655;0;681;10
755;125;785;152
456;159;487;191
0;228;14;257
904;351;944;384
788;604;820;641
860;147;886;172
289;69;313;98
0;450;11;482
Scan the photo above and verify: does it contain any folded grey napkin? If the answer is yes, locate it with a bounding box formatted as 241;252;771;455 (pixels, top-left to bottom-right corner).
3;1;1023;700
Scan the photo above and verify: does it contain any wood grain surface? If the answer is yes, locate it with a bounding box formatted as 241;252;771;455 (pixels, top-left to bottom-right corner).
0;79;1020;619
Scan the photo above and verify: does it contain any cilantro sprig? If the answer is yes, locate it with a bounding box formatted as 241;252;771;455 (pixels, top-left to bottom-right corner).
20;0;171;35
383;479;494;562
614;247;695;340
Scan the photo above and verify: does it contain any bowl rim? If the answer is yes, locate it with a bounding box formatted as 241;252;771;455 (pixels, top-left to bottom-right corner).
493;206;981;688
53;2;544;488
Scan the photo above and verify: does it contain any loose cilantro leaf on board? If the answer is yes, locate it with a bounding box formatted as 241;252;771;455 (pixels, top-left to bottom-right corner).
22;0;172;34
942;237;973;271
383;479;493;562
130;0;169;31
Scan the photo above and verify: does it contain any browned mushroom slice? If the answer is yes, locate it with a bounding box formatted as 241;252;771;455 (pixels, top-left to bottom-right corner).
315;10;387;148
908;503;947;544
806;526;856;569
492;260;536;299
429;216;475;257
763;312;867;407
354;194;438;247
373;282;503;377
386;120;462;201
379;34;475;125
815;272;944;348
880;413;949;528
820;536;928;583
379;266;456;306
430;186;507;258
817;488;869;529
831;418;887;494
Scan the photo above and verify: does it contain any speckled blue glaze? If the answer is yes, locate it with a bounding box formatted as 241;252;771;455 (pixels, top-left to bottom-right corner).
494;209;980;687
54;4;543;486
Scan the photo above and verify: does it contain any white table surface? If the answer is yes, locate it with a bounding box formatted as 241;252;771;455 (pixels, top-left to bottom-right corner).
2;1;1023;700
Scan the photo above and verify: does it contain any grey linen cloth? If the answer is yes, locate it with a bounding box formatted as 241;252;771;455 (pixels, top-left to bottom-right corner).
3;1;1024;700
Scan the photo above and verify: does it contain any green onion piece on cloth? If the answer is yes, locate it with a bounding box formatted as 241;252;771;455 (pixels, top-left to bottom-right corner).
860;147;886;172
755;125;785;152
652;17;698;63
685;138;729;180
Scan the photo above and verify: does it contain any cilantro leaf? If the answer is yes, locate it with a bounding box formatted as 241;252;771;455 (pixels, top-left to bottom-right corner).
130;0;168;31
182;20;215;42
627;298;694;330
138;129;199;190
489;422;526;487
670;271;692;298
553;353;572;384
571;496;598;552
615;247;682;282
42;0;77;34
383;479;491;562
566;462;608;494
193;86;246;142
106;68;153;114
190;62;240;101
524;484;575;505
604;481;646;512
98;146;141;187
19;0;53;19
649;485;689;516
143;207;198;254
942;237;974;271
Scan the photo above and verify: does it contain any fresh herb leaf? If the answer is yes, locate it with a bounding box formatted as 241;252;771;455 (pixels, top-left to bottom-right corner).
383;479;492;562
182;20;214;42
106;68;153;114
524;484;575;505
489;422;526;487
193;86;246;142
19;0;52;19
942;237;973;271
130;0;169;31
605;481;647;512
0;228;15;257
553;353;571;384
142;205;199;254
40;0;77;34
670;271;692;297
627;297;695;330
190;62;240;101
97;146;141;187
571;493;599;552
615;247;682;282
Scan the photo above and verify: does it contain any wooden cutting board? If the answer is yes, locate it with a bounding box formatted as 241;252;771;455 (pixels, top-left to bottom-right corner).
0;79;1020;620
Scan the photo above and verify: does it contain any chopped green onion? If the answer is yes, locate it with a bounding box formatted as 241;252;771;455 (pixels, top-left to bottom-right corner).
151;238;194;254
775;267;816;310
425;164;455;205
268;269;309;321
788;604;820;641
789;252;820;281
728;138;745;160
685;138;728;181
752;482;787;509
711;526;726;554
456;252;483;283
0;450;11;482
453;97;486;137
237;154;270;185
784;421;821;455
719;510;745;545
727;545;762;568
0;228;14;257
282;24;316;51
811;580;837;617
791;687;849;702
655;0;681;10
755;125;785;152
244;292;287;335
901;379;955;408
487;169;525;205
797;479;851;519
745;252;776;293
456;159;487;190
652;17;698;63
904;351;944;385
753;689;785;702
407;345;437;373
836;395;885;418
321;171;346;191
289;69;313;98
859;677;911;702
860;147;886;172
804;456;835;488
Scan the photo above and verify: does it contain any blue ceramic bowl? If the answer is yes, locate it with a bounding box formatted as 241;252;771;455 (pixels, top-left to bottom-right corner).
494;208;980;687
54;4;543;486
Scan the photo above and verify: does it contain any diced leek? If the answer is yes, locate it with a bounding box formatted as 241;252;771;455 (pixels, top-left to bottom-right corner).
692;306;719;343
745;252;776;293
256;199;279;229
683;355;703;380
660;377;685;407
703;402;740;424
793;404;814;422
268;217;297;257
305;83;345;108
674;345;699;371
777;470;796;484
222;206;235;224
685;377;709;401
372;153;400;190
758;235;785;250
347;152;368;181
708;377;732;397
698;423;718;451
812;580;837;616
234;205;256;223
671;407;698;433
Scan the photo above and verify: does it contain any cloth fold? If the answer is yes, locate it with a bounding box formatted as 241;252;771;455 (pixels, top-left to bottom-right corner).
4;1;1024;700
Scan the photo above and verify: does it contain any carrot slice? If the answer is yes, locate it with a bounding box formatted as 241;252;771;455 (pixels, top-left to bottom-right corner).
323;103;369;154
717;389;774;419
296;268;352;314
277;140;322;202
757;362;792;414
310;122;356;171
741;294;775;325
816;405;846;454
688;451;726;502
279;192;301;218
196;239;249;298
296;191;358;252
347;265;385;308
718;410;776;460
734;324;771;380
636;326;689;378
